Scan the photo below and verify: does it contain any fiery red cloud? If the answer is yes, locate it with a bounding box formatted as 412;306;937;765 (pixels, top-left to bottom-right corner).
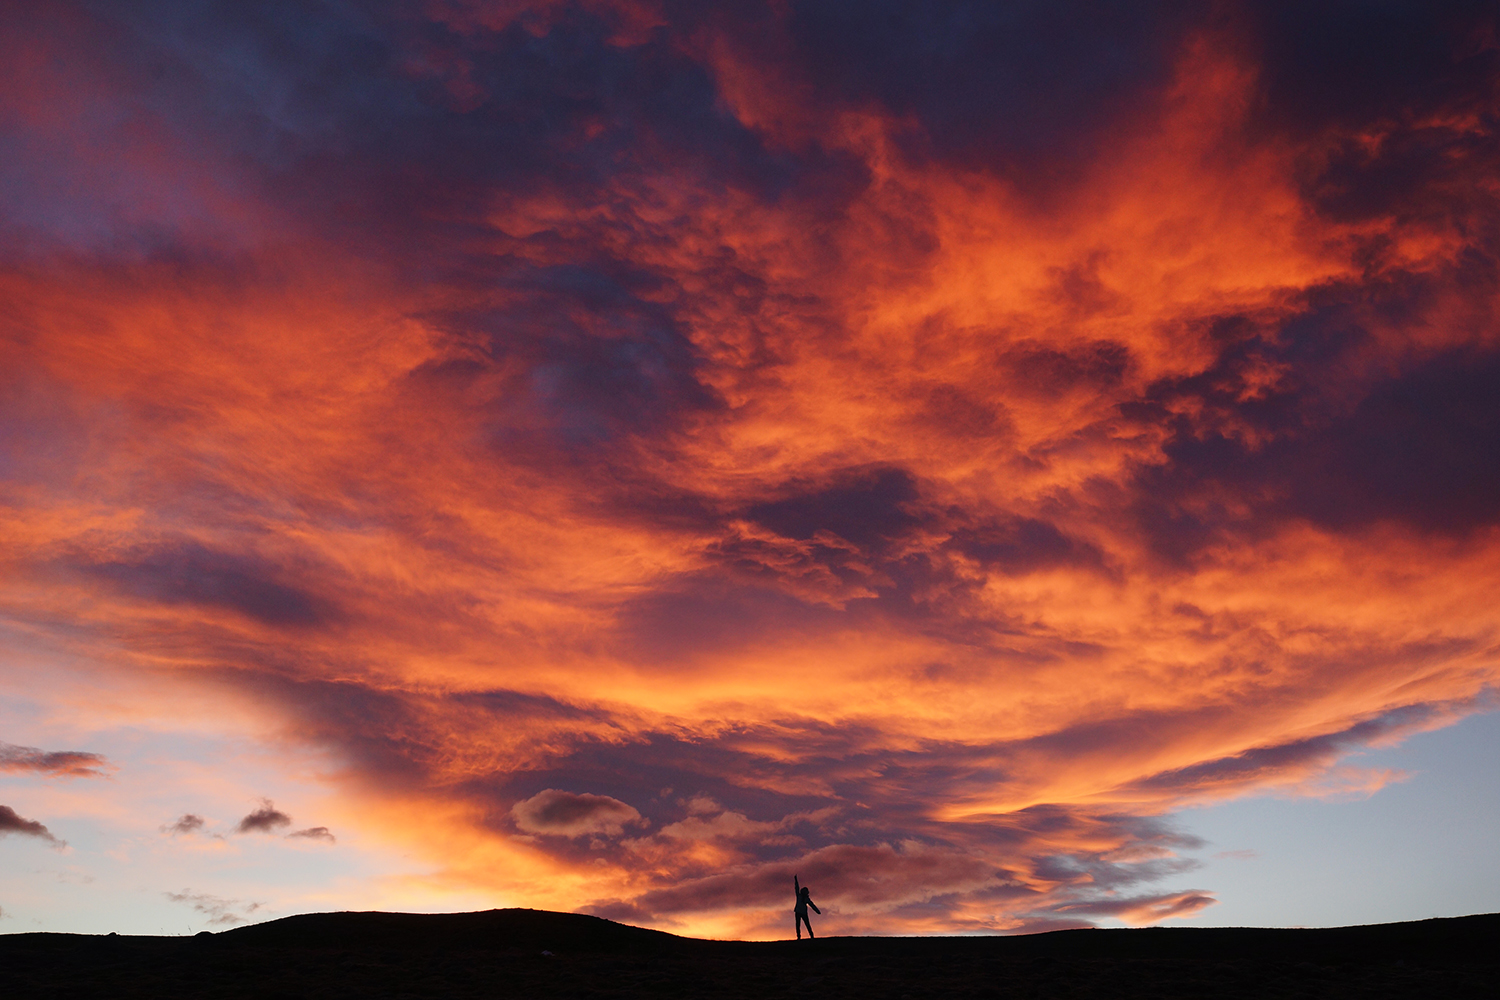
2;0;1498;937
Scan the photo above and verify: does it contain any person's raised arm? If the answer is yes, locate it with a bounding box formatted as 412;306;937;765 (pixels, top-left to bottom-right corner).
794;875;800;898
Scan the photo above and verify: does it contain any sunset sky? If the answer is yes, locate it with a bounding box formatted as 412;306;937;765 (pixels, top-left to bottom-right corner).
3;0;1499;939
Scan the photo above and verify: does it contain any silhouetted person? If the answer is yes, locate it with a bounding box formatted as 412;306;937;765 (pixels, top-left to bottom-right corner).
794;875;820;939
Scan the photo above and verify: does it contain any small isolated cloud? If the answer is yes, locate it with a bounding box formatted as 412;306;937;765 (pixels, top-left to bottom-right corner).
511;789;645;838
235;799;292;834
1213;849;1258;861
287;826;335;843
165;890;264;926
162;813;205;835
0;804;64;846
0;741;111;778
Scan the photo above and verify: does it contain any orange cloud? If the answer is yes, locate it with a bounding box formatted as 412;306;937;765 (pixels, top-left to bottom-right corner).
2;0;1498;936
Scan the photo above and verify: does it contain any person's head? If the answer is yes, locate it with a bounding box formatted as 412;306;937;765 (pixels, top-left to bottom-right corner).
799;886;810;899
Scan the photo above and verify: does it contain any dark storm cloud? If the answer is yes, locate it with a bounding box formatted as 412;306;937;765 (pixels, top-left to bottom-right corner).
440;262;725;449
1133;341;1500;560
684;468;1073;616
996;340;1134;396
20;0;1495;250
79;541;333;628
100;0;847;233
1289;349;1500;533
251;675;626;795
767;0;1200;177
1245;2;1500;279
235;800;292;834
0;740;110;777
1301;107;1500;228
946;516;1108;577
603;580;846;663
746;467;921;548
1250;0;1499;137
1;0;866;268
0;805;62;844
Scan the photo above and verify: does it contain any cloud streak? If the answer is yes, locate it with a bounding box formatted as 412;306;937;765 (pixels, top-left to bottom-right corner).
287;826;336;843
1;0;1498;936
0;805;63;846
164;890;263;927
0;741;110;778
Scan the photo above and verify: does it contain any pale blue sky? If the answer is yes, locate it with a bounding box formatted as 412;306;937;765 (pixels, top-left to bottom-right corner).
1174;708;1500;929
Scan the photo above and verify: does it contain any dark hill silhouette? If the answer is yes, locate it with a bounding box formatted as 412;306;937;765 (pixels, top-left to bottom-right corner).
4;908;1498;998
215;906;682;953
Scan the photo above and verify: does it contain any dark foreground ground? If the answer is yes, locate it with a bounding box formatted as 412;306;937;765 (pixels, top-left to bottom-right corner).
3;908;1496;999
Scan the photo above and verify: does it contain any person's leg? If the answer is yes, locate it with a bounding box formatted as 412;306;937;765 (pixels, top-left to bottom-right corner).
795;914;802;940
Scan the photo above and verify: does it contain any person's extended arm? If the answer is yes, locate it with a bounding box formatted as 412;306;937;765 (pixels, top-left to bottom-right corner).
809;899;820;914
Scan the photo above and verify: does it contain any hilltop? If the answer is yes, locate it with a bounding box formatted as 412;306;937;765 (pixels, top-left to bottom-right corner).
3;908;1497;997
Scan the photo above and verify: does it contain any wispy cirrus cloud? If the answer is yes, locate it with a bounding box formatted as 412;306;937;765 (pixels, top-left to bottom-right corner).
162;814;205;835
164;890;264;927
287;826;336;843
